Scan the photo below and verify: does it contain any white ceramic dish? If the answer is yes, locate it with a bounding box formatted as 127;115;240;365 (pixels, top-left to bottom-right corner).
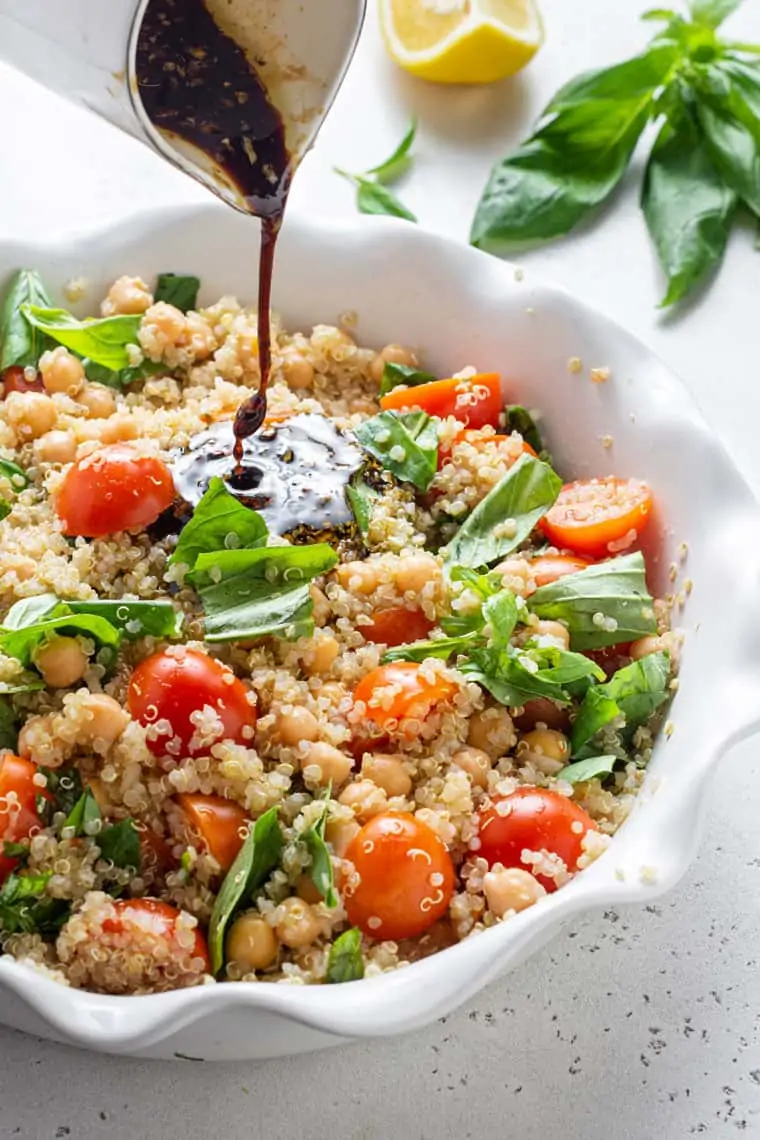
1;203;759;1060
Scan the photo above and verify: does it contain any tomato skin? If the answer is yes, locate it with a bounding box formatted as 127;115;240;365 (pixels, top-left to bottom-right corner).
540;478;653;558
177;792;249;871
381;373;502;431
102;898;210;970
476;788;598;892
363;607;435;647
56;444;175;537
529;553;593;588
343;812;455;940
137;826;176;878
2;365;43;395
0;755;46;883
127;648;256;758
354;662;458;729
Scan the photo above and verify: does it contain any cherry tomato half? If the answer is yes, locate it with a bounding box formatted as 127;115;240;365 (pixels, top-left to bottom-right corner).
512;698;571;734
529;553;593;589
380;373;502;431
476;787;598;892
101;898;210;971
362;606;435;648
127;648;256;758
354;662;458;730
56;443;175;537
0;755;47;883
2;365;43;395
540;478;653;558
343;812;455;940
177;792;249;871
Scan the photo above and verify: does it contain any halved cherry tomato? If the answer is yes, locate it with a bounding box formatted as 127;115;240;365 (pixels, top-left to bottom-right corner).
136;826;176;879
380;373;502;431
2;365;43;395
529;553;593;588
476;787;598;892
354;662;458;729
343;812;455;940
438;429;536;470
127;648;256;758
101;898;210;971
513;698;571;734
362;607;435;647
540;478;652;558
0;755;47;883
177;792;249;872
56;443;175;537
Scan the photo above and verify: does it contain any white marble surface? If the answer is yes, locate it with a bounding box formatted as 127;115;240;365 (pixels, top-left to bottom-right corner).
2;0;760;1136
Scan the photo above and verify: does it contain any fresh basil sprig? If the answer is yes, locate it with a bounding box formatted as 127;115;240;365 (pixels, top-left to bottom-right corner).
155;272;200;312
354;410;438;491
169;476;267;570
346;473;380;537
20;305;142;371
0;270;54;370
335;120;418;222
0;870;69;936
471;2;760;307
326;927;364;983
461;643;604;709
571;652;671;754
302;806;338;909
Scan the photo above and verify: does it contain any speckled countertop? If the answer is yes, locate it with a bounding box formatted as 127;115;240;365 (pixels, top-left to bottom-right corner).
1;1;760;1136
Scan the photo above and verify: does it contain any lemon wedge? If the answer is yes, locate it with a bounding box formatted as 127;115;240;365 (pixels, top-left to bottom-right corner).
380;0;543;84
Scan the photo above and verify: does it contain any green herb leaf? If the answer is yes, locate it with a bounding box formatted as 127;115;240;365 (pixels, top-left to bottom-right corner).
155;272;201;312
382;632;479;664
82;357;166;390
2;840;29;859
356;179;417;222
303;808;338;908
0;502;10;523
42;767;84;819
63;787;101;837
346;473;380;537
471;45;678;250
483;589;520;650
379;362;437;398
326;927;364;983
504;405;546;457
461;643;601;708
529;552;658;650
366;120;417;184
561;754;618;784
0;870;69;936
695;61;760;217
98;819;141;870
2;593;59;629
641;8;679;20
0;602;122;669
690;0;742;28
354;410;438;491
20;306;142;372
65;598;182;639
191;544;338;644
571;652;671;753
0;270;54;370
0;698;18;752
169;477;268;570
642;98;737;306
208;806;282;975
445;454;562;570
0;458;29;489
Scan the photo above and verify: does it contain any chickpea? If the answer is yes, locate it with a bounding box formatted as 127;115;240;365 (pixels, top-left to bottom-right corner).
467;707;516;759
142;301;186;345
33;636;89;689
519;728;570;775
361;754;412;797
281;354;315;390
368;343;417;385
101;275;153;317
39;347;85;397
276;706;320;747
78;694;129;745
491;558;534;598
451;747;491;789
74;413;137;445
77;383;116;419
630;631;677;661
324;816;360;857
296;874;323;905
226;911;279;970
335;560;381;595
338;778;389;821
5;391;57;441
301;741;353;788
35;429;77;465
531;620;570;651
393;553;441;596
275;897;322;949
483;866;546;918
303;634;339;676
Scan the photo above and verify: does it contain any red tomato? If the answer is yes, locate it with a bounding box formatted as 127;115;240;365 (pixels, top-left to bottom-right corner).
381;373;502;431
343;812;455;940
102;898;210;971
0;755;46;883
177;792;249;871
354;662;458;730
56;444;175;537
136;826;176;879
476;787;598;892
127;648;256;758
529;553;593;588
512;698;571;734
363;606;435;647
2;365;43;395
540;478;653;558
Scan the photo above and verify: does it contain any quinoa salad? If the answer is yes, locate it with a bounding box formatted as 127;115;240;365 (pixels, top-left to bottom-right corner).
0;269;678;995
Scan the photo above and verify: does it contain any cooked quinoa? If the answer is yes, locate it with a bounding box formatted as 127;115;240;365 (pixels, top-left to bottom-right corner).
0;272;678;995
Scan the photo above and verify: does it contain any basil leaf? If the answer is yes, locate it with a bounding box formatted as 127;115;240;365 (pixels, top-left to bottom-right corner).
2;594;59;629
82;357;166;390
440;566;509;637
529;552;658;650
326;927;364;984
98;819;141;870
0;607;121;668
0;871;69;936
483;589;520;650
191;544;338;643
354;410;438;491
42;767;84;818
571;652;671;753
366;120;417;185
462;647;569;707
642;99;737;306
379;362;437;397
0;698;18;751
155;272;201;312
356;179;417;222
303;808;338;908
208;806;282;975
695;62;760;217
0;270;54;370
382;632;479;664
65;598;182;639
445;454;562;570
346;474;380;537
169;477;268;570
0;458;29;489
0;675;45;694
504;405;545;457
471;46;678;249
63;788;101;837
20;306;142;372
561;754;618;784
2;841;29;859
690;0;742;27
0;502;10;522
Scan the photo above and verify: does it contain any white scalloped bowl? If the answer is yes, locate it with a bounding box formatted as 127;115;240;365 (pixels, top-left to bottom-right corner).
1;204;759;1060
